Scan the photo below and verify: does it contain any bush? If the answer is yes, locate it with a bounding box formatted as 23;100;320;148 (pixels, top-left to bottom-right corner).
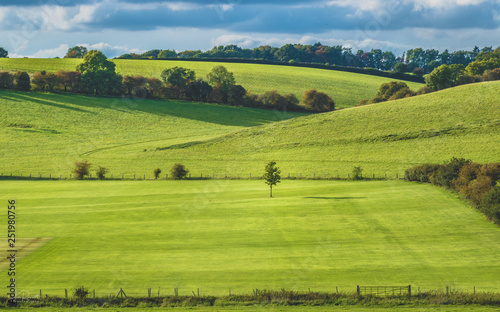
431;157;470;188
154;168;162;179
405;163;442;183
171;163;189;180
387;87;416;101
0;72;13;89
73;286;89;301
480;186;500;224
394;62;408;73
73;160;92;180
96;166;108;180
352;166;363;180
416;85;434;95
412;67;425;77
302;89;335;112
482;68;500;81
14;71;31;91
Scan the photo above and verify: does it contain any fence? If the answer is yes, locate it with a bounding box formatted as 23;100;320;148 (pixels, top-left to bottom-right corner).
0;172;405;181
357;285;411;297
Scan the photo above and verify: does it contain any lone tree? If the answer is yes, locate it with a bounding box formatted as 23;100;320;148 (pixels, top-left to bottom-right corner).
171;163;189;180
0;47;8;58
263;161;281;197
73;160;92;180
153;168;162;179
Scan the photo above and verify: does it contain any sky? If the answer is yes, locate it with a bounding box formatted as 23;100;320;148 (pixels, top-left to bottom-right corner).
0;0;499;58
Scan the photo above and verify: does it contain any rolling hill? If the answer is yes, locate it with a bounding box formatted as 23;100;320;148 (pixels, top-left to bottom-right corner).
0;58;424;108
0;81;498;178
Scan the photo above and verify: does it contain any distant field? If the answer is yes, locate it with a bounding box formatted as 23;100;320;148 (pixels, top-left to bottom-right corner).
0;58;424;108
2;180;499;296
4;307;500;312
154;81;500;176
1;81;498;177
0;90;306;177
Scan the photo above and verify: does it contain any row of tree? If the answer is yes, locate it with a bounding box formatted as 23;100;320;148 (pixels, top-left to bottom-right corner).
115;44;496;74
73;161;189;180
360;48;500;105
405;158;500;225
0;50;335;112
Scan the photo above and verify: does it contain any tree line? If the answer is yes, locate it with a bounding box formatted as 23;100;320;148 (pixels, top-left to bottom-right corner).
0;50;335;113
111;44;495;74
405;158;500;225
360;48;500;105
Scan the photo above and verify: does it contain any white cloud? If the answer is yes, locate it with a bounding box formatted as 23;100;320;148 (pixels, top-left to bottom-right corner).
30;43;69;58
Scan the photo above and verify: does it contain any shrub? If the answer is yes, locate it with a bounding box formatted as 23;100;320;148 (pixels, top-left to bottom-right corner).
171;163;189;180
394;62;408;73
96;166;108;180
480;186;500;224
412;67;425;77
14;71;31;91
482;68;500;81
352;166;363;180
387;87;416;101
73;160;92;180
302;89;335;112
73;286;89;301
405;163;442;183
416;85;434;95
154;168;162;179
0;72;13;89
431;157;470;188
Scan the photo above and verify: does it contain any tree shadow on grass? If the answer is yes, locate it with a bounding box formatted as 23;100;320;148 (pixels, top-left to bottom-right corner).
304;196;366;200
6;92;93;114
2;90;307;127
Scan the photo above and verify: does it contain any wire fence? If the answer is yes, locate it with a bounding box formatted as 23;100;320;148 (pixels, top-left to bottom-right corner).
0;172;405;181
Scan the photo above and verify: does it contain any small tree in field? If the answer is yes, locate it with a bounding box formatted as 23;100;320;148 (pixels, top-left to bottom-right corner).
263;161;281;197
154;168;162;179
73;161;92;180
352;166;363;180
171;163;188;180
73;286;89;302
96;166;108;180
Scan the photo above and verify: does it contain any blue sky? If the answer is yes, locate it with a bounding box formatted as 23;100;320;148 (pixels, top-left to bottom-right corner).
0;0;499;58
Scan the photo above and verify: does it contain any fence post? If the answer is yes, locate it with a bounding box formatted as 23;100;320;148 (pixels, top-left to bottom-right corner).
93;289;95;298
396;173;399;179
408;285;411;298
40;289;42;298
356;285;360;295
288;173;290;178
201;173;203;179
65;289;68;299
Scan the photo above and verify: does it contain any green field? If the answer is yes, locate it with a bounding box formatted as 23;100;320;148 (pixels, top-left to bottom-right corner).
0;58;424;108
3;307;500;312
2;180;499;296
1;81;498;177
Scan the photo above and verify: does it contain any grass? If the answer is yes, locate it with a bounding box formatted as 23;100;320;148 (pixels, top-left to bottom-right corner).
153;81;500;176
3;307;500;312
1;179;499;296
0;58;424;108
0;90;306;177
0;81;498;177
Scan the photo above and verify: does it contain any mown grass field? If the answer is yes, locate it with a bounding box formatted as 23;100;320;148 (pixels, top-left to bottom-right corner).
1;180;499;297
1;81;497;178
0;58;424;108
3;307;500;312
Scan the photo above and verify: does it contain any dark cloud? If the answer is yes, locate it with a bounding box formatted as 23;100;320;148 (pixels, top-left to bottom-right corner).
81;1;500;34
